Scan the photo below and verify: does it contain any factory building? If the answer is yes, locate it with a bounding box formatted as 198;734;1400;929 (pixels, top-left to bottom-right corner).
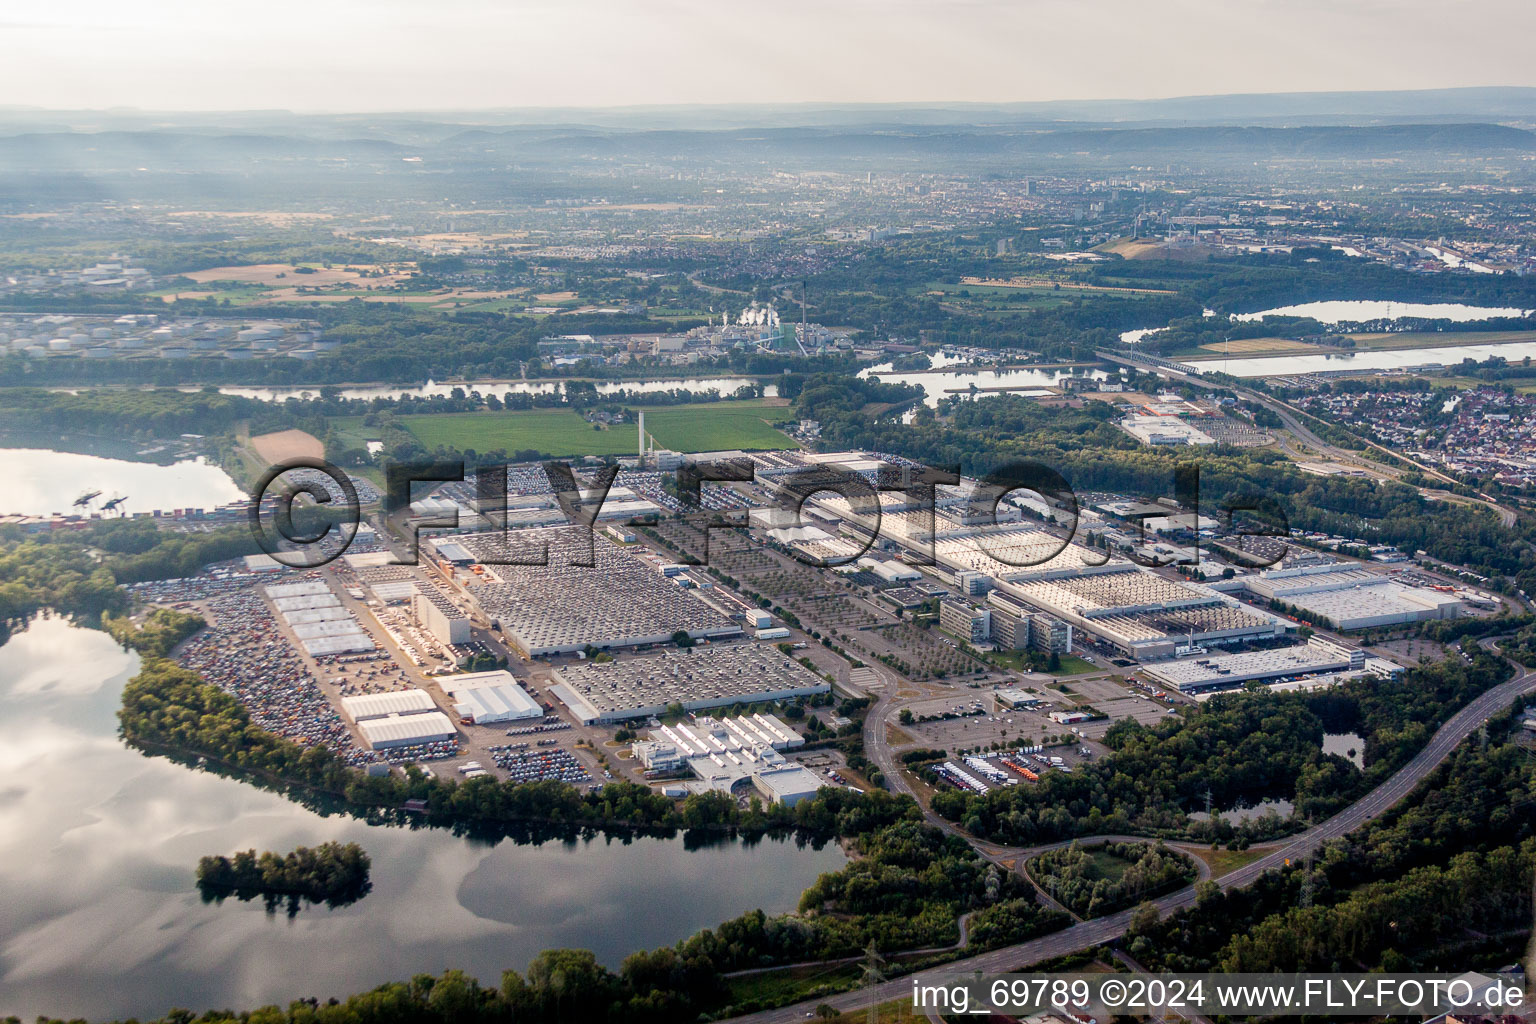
412;589;472;645
440;670;542;724
265;579;375;656
1240;564;1463;630
861;557;923;584
633;713;804;769
632;714;820;806
1141;636;1394;694
550;644;830;725
341;688;440;721
357;712;458;750
1000;564;1281;660
336;687;458;750
446;527;739;656
789;453;1274;661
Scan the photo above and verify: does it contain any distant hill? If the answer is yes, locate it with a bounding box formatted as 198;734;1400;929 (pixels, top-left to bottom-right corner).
2;91;1535;204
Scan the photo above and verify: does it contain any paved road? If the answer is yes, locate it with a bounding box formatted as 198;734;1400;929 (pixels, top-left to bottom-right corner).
721;663;1536;1024
1098;349;1520;528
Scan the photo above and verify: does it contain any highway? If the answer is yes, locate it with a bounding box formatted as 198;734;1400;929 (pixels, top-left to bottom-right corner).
1095;349;1521;529
721;662;1536;1024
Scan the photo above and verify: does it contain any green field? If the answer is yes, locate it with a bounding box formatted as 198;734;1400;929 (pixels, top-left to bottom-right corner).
1185;845;1266;878
1344;329;1536;351
987;651;1097;675
398;399;797;457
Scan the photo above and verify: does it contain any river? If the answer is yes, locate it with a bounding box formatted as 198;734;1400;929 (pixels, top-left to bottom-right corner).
0;617;847;1021
211;376;779;403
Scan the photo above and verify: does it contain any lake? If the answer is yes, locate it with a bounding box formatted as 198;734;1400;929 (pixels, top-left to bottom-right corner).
1187;797;1295;825
1187;339;1536;378
1123;298;1534;348
860;364;1108;406
1323;731;1365;769
0;617;847;1021
0;447;247;516
1230;300;1531;324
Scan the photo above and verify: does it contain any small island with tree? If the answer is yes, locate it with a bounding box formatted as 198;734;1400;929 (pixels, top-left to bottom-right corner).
195;841;372;917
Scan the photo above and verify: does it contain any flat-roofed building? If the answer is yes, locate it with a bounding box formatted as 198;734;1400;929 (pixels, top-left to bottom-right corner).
357;711;457;750
989;606;1028;650
452;527;738;656
751;764;823;806
1028;613;1073;655
939;599;991;645
412;589;472;645
1241;564;1463;630
632;714;819;805
341;688;439;721
1143;637;1368;694
440;670;542;724
551;644;829;725
995;687;1044;710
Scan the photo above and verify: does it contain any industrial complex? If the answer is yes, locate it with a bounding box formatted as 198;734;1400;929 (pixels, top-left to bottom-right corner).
633;714;821;806
1234;563;1464;629
128;437;1478;823
1141;635;1403;695
550;643;831;724
436;527;740;656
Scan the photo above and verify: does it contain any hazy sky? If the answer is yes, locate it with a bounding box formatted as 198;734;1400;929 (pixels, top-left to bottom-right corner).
2;0;1532;111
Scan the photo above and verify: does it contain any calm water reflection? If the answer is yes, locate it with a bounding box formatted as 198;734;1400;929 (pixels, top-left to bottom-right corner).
1188;339;1536;378
213;376;778;402
0;617;845;1021
0;447;245;516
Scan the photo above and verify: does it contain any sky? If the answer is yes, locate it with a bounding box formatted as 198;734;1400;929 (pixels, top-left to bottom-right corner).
1;0;1533;112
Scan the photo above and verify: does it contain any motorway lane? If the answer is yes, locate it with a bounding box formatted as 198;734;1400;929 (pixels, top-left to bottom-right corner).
1098;349;1520;527
723;665;1536;1024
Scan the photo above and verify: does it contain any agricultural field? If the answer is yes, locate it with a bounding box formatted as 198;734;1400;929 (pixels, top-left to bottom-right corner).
639;399;796;451
924;277;1171;319
959;275;1175;296
397;399;796;457
154;261;529;310
1193;337;1328;356
1343;329;1536;350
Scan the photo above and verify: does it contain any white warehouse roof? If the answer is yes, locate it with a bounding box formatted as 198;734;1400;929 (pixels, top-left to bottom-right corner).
342;688;438;721
442;671;543;722
358;711;457;749
369;581;420;603
292;619;366;640
264;580;331;599
301;634;375;657
272;593;340;612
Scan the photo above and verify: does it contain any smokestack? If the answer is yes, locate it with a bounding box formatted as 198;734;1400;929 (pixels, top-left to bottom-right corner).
638;411;645;466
